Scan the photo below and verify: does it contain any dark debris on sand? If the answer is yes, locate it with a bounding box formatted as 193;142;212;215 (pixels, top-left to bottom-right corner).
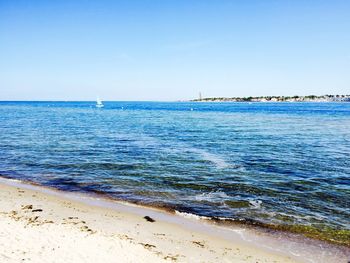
143;216;155;223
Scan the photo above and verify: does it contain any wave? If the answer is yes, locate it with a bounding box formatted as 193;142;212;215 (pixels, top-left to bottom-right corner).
174;211;211;220
194;191;229;202
248;199;263;209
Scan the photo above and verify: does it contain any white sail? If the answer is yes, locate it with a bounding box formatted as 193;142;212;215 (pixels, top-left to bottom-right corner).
96;97;104;108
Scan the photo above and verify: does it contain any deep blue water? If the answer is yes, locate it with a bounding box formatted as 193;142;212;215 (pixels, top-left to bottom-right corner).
0;101;349;244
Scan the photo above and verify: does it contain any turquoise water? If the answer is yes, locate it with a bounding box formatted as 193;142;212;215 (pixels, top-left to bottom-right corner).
0;101;349;245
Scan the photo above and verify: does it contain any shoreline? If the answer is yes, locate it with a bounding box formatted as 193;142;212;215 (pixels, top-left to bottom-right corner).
0;177;349;262
1;174;348;247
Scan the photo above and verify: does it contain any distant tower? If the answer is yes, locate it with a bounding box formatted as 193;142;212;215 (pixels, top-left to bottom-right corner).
199;92;202;101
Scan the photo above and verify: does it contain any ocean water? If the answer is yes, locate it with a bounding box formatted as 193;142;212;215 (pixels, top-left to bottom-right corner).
0;101;349;246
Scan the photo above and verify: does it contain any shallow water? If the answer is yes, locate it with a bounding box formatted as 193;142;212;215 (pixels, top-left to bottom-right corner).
0;101;349;245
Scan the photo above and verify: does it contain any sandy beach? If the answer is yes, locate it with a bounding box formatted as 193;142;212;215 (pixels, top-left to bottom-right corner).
0;179;303;263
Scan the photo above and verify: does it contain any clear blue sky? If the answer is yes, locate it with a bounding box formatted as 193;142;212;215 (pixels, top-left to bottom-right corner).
1;0;349;101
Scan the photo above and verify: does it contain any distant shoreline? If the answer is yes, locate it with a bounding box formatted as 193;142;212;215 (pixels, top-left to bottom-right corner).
192;95;350;103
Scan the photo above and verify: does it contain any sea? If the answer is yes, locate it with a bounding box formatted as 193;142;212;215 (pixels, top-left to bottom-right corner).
0;101;349;247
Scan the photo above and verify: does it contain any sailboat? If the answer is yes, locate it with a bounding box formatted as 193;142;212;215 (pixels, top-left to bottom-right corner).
96;97;104;108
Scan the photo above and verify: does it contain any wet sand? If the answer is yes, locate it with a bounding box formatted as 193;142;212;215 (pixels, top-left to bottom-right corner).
0;178;347;263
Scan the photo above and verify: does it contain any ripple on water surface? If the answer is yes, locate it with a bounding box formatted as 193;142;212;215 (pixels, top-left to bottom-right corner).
0;101;349;246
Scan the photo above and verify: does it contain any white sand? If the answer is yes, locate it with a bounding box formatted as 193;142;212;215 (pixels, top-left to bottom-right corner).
0;181;300;263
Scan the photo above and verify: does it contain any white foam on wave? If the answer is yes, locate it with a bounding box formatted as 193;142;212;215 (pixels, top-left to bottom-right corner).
194;191;229;202
0;177;23;184
249;200;262;209
175;211;211;220
7;178;22;182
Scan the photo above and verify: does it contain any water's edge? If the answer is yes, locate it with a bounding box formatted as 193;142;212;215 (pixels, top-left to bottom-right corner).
0;176;349;263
